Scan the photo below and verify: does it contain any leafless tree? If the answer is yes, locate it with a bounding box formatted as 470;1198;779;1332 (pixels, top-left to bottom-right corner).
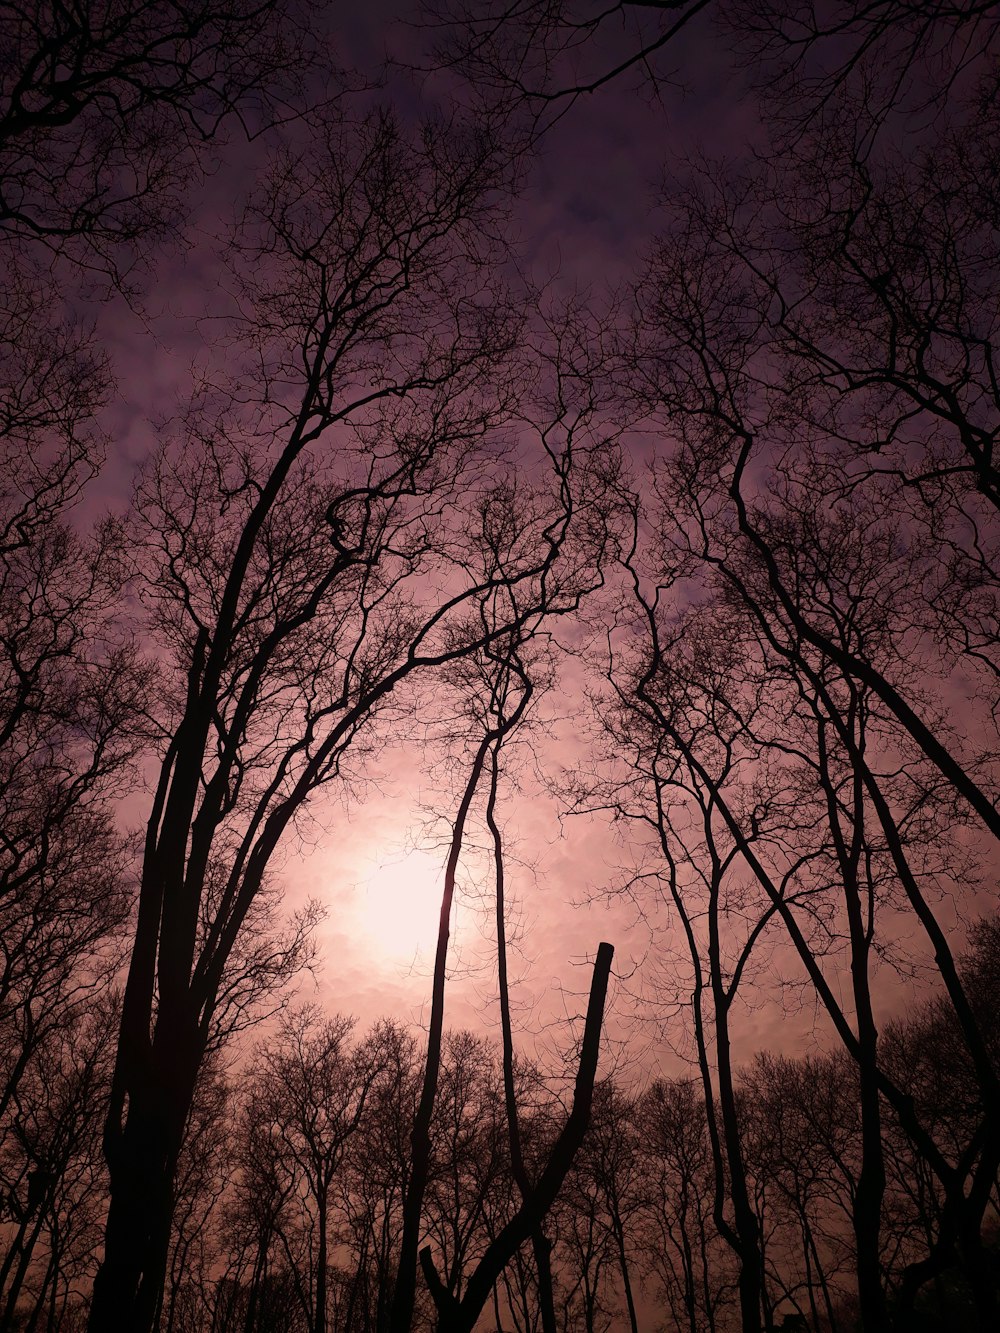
0;992;117;1333
421;0;998;149
568;1080;643;1333
0;0;321;282
389;648;616;1333
415;0;710;134
158;1060;231;1333
741;1051;861;1332
89;92;626;1327
588;583;782;1333
422;1032;509;1308
634;1077;734;1333
0;267;145;1115
721;0;1000;140
0;250;150;1333
239;1011;397;1333
622;78;1000;1318
338;1022;421;1333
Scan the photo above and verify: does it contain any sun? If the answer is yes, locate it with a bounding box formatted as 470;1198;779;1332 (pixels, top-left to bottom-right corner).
356;848;450;966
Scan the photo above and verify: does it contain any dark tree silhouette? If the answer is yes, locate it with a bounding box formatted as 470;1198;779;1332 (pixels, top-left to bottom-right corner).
422;0;998;147
619;63;1000;1318
0;995;117;1333
90;97;623;1329
634;1078;733;1333
0;0;319;280
2;4;997;1331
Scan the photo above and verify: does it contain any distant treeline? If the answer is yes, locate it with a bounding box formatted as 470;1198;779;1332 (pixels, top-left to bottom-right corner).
1;914;997;1332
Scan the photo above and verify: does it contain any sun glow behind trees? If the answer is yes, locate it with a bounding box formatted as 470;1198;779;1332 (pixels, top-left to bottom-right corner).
359;850;455;968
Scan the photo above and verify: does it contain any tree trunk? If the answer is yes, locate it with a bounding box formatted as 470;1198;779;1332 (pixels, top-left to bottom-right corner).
486;736;559;1333
421;943;614;1333
610;1210;639;1333
315;1185;329;1333
711;945;761;1333
89;1027;195;1333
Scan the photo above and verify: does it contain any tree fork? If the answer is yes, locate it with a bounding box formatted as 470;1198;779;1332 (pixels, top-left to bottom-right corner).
421;941;614;1333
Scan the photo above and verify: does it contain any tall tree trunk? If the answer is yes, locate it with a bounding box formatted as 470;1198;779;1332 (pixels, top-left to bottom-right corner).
388;730;499;1333
486;735;558;1333
713;1009;761;1333
817;718;889;1333
609;1208;639;1333
315;1185;329;1333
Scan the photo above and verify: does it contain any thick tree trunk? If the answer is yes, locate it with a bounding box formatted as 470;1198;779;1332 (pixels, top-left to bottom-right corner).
89;1158;174;1332
89;1010;196;1333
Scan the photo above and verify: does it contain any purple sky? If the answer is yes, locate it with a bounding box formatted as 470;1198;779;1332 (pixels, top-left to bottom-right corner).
89;0;997;1088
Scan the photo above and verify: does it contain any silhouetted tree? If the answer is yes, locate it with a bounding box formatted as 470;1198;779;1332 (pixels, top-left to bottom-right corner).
89;95;603;1328
417;0;710;133
634;1077;734;1333
0;0;319;281
338;1023;420;1333
422;1032;508;1306
625;68;1000;1319
388;305;623;1333
0;994;117;1333
741;1051;861;1332
159;1061;231;1333
587;580;789;1332
571;1081;642;1333
0;244;149;1333
424;0;998;150
0;269;144;1129
244;1010;394;1333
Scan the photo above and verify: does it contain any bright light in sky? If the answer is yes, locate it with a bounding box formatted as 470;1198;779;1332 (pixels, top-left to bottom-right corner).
356;847;450;967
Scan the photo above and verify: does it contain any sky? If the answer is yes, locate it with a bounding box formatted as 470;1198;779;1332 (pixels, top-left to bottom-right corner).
88;0;994;1091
